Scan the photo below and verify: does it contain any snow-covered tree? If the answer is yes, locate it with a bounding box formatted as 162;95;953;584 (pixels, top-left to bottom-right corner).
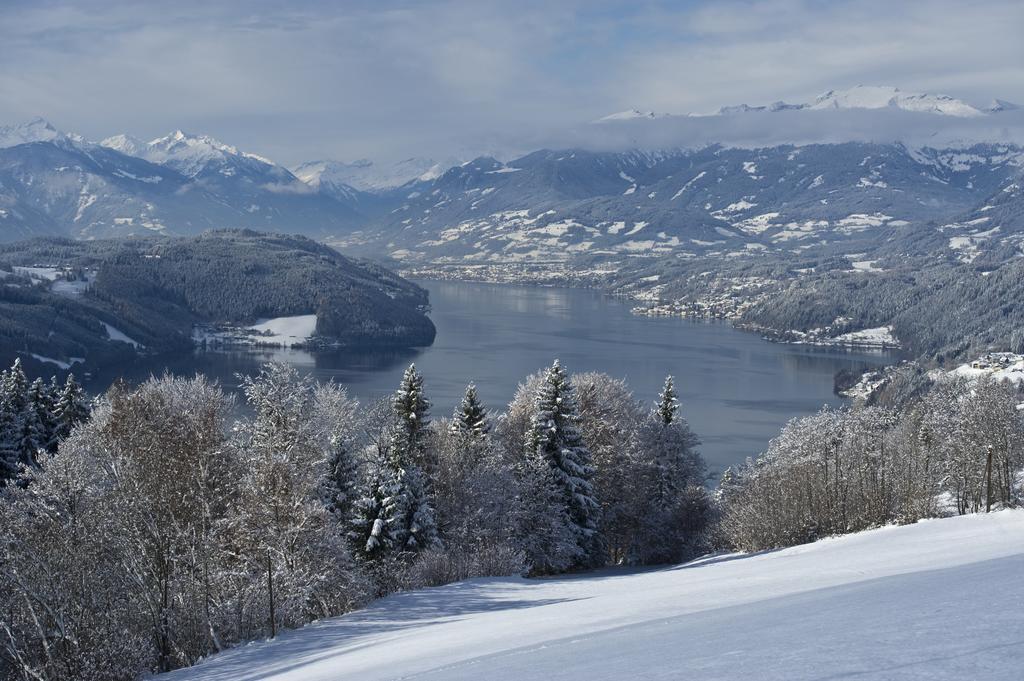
350;366;439;567
525;360;601;567
0;359;35;483
452;383;489;437
51;373;90;447
237;364;367;639
656;375;678;425
385;365;439;553
420;387;526;584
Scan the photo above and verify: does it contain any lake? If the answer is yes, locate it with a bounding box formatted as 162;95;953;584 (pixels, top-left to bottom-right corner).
85;280;894;478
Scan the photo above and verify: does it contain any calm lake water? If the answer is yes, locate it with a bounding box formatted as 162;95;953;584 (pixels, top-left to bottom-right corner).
86;280;893;478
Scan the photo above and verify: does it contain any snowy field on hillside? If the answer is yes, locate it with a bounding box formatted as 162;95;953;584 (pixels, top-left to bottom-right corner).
192;314;318;348
164;511;1024;681
246;315;317;347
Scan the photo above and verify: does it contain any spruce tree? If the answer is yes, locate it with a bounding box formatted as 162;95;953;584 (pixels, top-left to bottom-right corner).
657;376;678;425
0;360;34;481
0;362;18;483
525;360;600;566
387;365;438;552
323;436;359;526
348;445;394;559
452;384;489;437
20;378;48;465
52;373;89;446
352;366;439;559
647;375;702;501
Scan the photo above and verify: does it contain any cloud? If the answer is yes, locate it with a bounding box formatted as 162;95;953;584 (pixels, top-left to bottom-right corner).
0;0;1022;165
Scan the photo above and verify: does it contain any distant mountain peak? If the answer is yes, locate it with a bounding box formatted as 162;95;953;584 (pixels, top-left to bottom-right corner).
292;156;460;192
594;109;662;123
808;85;985;117
99;133;145;156
988;98;1021;113
0;117;75;149
99;129;279;176
599;86;994;123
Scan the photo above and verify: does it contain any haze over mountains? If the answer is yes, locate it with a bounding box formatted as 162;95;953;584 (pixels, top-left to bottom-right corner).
0;86;1022;272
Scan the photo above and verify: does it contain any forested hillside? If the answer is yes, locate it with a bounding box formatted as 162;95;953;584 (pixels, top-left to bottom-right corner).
0;231;436;372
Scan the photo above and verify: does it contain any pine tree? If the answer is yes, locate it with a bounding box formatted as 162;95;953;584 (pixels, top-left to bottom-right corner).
0;362;18;483
656;376;678;425
646;375;702;501
348;448;394;560
0;360;33;482
51;373;89;446
20;378;48;466
525;360;601;566
352;366;439;560
392;364;430;456
387;365;438;552
323;435;359;525
632;376;707;563
451;384;489;437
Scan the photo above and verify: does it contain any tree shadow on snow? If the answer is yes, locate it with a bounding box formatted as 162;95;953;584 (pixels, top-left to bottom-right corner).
168;577;584;681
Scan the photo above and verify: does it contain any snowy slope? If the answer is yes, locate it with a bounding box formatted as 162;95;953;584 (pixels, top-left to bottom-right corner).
292;156;459;192
163;511;1024;681
808;86;985;117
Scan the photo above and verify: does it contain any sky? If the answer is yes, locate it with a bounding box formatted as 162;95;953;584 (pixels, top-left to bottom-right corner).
1;0;1023;165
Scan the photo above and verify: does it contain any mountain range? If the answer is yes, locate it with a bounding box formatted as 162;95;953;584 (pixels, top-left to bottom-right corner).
1;86;1022;272
601;85;1005;119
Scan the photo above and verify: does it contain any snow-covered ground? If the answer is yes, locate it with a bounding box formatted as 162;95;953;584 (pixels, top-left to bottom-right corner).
247;315;318;346
163;511;1024;681
194;314;318;348
102;322;143;348
951;352;1024;384
829;325;899;348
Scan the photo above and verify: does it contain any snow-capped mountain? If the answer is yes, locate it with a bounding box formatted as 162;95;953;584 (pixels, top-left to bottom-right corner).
2;88;1023;266
292;156;459;193
594;110;664;123
806;86;985;117
988;99;1022;113
134;130;277;177
0;121;366;241
0;117;79;148
606;86;999;121
98;133;146;156
336;142;1024;268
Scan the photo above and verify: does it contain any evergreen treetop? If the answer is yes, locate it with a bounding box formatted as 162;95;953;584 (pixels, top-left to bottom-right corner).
452;383;489;437
657;375;678;426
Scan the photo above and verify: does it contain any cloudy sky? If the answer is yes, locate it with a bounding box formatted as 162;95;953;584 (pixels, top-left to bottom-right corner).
1;0;1022;165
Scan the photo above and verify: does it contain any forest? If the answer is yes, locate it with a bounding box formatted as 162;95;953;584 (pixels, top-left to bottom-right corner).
0;231;437;372
624;249;1024;364
0;357;1021;681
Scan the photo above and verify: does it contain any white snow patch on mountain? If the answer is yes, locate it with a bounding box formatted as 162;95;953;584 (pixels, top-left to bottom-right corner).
671;171;706;200
27;353;83;370
102;323;143;348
